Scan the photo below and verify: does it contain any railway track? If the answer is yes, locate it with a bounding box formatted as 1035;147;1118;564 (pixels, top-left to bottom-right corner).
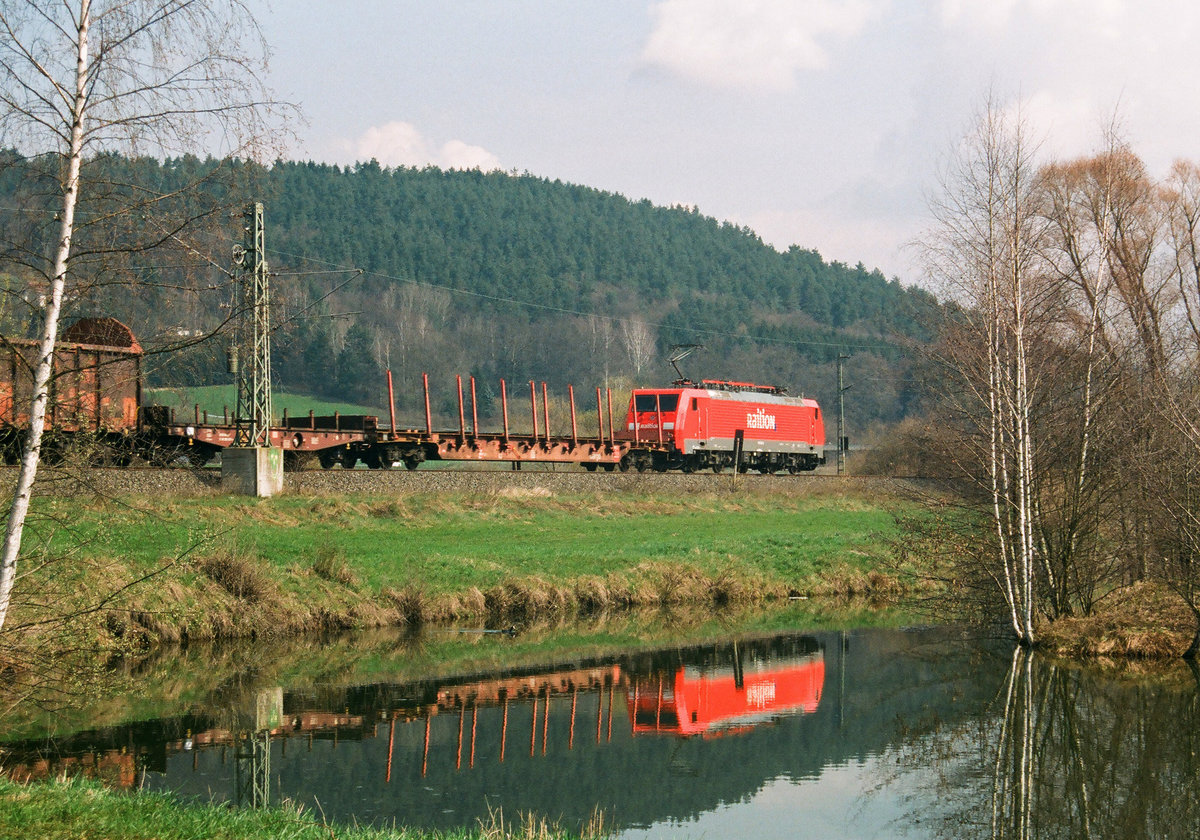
7;463;848;499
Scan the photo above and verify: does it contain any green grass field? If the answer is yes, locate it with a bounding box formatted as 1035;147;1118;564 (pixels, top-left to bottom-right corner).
11;484;922;647
0;776;588;840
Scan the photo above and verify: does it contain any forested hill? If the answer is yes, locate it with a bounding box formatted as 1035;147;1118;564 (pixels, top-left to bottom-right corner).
0;153;937;428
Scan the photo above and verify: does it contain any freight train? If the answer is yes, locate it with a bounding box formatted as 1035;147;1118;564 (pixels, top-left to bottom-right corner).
0;318;827;473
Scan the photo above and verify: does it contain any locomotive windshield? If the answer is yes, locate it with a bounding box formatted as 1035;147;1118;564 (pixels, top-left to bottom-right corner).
634;394;679;412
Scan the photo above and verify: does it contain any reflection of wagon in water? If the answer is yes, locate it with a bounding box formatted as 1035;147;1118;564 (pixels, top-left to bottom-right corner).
627;636;824;738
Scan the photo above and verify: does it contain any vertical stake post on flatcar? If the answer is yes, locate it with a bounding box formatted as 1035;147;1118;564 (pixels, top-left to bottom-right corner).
470;377;478;436
456;375;466;442
501;379;510;443
423;373;432;435
386;370;397;433
595;387;604;443
529;381;539;440
194;404;200;425
606;390;615;449
568;385;577;447
541;382;550;442
308;409;314;431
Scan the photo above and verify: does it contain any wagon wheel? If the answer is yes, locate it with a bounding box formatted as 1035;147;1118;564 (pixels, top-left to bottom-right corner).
711;463;723;474
318;449;339;470
618;455;631;472
584;463;598;472
363;452;383;469
403;454;423;471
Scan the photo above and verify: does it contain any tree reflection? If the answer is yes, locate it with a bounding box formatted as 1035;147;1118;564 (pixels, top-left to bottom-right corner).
918;649;1200;839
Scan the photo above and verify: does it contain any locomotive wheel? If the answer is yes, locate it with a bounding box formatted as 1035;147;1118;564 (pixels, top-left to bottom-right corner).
681;460;695;474
711;463;723;474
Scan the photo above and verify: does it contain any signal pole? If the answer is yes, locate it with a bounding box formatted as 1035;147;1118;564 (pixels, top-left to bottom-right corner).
837;353;850;476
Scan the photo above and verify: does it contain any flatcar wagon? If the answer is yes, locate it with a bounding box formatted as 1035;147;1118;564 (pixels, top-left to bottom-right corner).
615;380;825;473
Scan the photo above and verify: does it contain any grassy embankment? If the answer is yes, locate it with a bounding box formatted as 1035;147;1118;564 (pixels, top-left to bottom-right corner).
9;481;923;650
0;775;595;840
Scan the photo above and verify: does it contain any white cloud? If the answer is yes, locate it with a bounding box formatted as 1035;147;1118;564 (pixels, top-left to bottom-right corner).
338;121;501;171
438;139;502;172
640;0;880;92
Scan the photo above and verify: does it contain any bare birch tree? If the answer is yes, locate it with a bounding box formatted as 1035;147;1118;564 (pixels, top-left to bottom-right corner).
0;0;285;633
620;317;656;380
923;99;1048;645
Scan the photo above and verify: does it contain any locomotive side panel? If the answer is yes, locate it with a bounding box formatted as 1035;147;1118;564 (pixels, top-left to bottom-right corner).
686;391;824;456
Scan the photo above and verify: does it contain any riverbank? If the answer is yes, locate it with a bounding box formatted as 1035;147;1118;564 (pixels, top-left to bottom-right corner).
4;474;927;660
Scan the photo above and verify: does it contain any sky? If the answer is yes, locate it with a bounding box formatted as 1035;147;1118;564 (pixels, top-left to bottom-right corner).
254;0;1200;285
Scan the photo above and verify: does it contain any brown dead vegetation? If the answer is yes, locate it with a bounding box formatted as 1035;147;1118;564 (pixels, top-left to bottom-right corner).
1039;582;1195;659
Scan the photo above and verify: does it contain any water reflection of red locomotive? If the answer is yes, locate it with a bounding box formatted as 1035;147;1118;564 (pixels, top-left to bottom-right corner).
1;635;826;790
628;648;825;738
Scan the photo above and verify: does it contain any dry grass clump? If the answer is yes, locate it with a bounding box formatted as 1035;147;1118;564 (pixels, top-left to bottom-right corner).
485;579;572;620
311;545;357;587
382;584;428;625
802;565;908;598
477;804;607;840
197;549;273;602
708;566;773;606
1040;582;1194;659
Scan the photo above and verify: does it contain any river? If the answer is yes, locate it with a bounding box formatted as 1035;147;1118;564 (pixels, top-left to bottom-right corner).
3;606;1197;839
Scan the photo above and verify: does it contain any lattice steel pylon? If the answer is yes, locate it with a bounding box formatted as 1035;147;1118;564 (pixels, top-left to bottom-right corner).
234;729;270;809
232;203;272;447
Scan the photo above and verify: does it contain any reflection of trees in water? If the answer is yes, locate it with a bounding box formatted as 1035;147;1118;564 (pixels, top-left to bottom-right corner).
905;649;1200;839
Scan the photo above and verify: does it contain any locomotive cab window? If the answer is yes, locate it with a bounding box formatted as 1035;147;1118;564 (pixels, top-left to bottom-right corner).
634;394;679;412
691;398;698;411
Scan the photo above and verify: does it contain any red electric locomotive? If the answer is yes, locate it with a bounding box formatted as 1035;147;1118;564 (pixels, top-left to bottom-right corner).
615;379;826;473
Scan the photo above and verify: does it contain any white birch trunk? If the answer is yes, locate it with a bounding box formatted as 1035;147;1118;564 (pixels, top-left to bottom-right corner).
0;1;90;632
